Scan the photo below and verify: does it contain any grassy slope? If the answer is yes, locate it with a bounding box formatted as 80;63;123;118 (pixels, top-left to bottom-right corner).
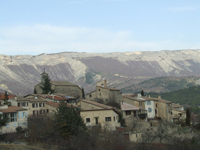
148;85;200;113
121;76;200;94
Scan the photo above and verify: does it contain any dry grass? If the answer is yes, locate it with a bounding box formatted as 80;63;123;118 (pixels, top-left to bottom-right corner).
0;143;53;150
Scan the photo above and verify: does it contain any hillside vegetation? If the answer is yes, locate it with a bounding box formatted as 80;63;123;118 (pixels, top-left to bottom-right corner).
121;76;200;94
148;85;200;113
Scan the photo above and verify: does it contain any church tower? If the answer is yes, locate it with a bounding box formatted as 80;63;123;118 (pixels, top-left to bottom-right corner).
41;70;48;84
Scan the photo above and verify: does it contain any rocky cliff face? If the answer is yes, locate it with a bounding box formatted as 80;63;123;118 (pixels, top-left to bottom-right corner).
1;49;200;95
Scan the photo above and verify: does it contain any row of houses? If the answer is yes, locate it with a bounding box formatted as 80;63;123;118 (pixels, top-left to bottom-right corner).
0;71;186;138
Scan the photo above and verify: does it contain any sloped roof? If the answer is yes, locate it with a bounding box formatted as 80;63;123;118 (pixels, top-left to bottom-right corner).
172;103;183;108
121;102;139;111
80;108;120;115
80;100;113;109
46;101;77;108
0;106;27;113
0;93;15;100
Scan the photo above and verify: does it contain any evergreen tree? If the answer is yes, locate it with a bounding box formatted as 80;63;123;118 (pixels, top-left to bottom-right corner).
55;102;86;138
82;88;85;99
186;108;191;126
33;87;37;94
0;113;8;128
141;90;144;96
3;91;9;105
41;74;52;94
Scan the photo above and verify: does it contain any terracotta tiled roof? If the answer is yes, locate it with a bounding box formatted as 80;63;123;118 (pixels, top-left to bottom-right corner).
80;108;120;115
121;102;139;111
46;101;77;108
0;106;27;113
46;96;66;101
80;100;113;109
0;93;15;100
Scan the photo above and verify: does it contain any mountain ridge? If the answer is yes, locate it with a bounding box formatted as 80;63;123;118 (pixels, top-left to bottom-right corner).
1;49;200;95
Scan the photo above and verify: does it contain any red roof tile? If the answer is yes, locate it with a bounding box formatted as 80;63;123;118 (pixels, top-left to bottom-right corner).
0;93;15;100
46;101;77;108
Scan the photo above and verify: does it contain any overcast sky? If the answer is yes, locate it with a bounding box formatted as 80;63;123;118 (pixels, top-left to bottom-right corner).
0;0;200;55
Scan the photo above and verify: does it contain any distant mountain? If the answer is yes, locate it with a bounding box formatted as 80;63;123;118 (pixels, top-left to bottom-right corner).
121;76;200;94
1;49;200;95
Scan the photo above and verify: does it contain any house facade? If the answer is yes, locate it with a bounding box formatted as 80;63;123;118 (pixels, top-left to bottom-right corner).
80;100;120;130
0;105;28;133
86;80;122;103
123;95;173;122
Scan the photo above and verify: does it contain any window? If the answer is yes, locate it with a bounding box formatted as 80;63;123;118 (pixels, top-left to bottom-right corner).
43;103;45;107
22;102;26;106
6;124;9;128
23;122;26;125
33;111;36;116
148;108;152;113
105;117;111;122
46;109;49;113
156;103;157;108
27;102;29;106
32;103;35;108
134;111;137;116
14;123;16;127
22;112;24;117
86;118;90;123
114;117;115;121
99;89;100;91
18;103;20;107
43;110;45;114
40;110;43;114
90;95;92;98
125;111;131;115
18;113;20;118
10;113;17;122
99;93;101;96
18;123;21;127
39;103;42;107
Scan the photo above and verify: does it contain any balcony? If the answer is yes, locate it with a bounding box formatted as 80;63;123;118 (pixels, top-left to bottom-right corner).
138;109;147;118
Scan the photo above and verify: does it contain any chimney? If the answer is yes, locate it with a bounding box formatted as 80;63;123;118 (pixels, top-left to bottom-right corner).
158;95;161;99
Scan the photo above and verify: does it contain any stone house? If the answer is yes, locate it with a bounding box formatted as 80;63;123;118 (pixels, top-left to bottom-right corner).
80;100;121;130
123;95;173;122
86;80;122;103
172;103;186;122
9;94;47;117
120;102;140;130
34;71;83;99
0;105;28;133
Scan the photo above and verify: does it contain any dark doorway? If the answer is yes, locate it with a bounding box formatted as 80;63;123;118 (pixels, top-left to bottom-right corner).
95;118;98;125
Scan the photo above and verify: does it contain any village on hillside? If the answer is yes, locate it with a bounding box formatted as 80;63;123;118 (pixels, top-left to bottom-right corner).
0;71;199;149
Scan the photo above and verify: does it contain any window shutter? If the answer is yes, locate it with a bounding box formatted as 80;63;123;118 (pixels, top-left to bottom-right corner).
22;112;24;117
25;112;27;117
18;113;20;118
